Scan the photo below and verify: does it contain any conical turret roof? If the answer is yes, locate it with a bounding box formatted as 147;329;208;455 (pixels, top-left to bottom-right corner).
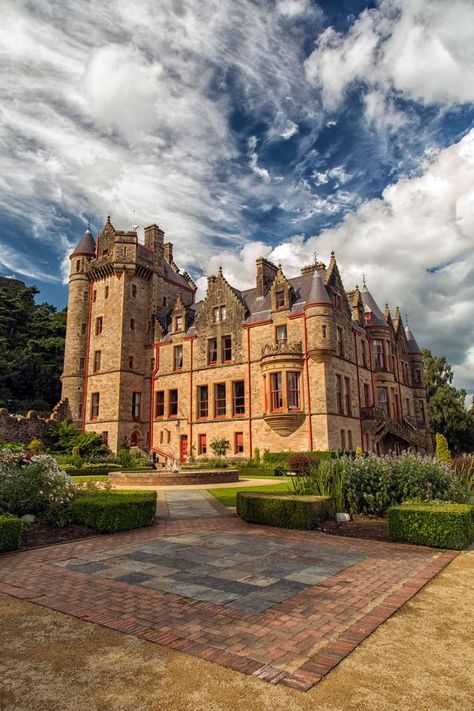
361;285;387;326
405;325;421;354
71;228;96;257
306;268;332;306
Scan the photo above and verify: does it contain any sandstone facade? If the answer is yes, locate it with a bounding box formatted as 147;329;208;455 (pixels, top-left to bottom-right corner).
61;220;431;459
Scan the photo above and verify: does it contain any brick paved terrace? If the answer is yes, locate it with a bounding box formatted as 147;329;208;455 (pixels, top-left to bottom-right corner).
0;516;456;691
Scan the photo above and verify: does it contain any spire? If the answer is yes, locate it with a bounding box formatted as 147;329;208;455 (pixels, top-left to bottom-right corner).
360;284;387;326
405;323;421;354
306;267;331;306
71;226;96;258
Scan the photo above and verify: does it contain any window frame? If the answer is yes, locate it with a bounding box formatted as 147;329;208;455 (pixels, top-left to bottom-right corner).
275;324;287;344
173;344;183;371
95;316;103;336
132;391;141;420
214;382;226;417
197;385;209;419
270;372;284;411
232;380;245;416
168;389;178;418
286;371;301;411
207;337;218;365
93;350;101;373
275;289;285;309
222;335;232;363
198;433;207;455
155;391;165;418
336;374;343;415
234;432;244;454
91;392;100;420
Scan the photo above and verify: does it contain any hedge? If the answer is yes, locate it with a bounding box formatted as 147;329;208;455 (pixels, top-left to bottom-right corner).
68;490;157;533
0;515;23;553
238;467;287;477
388;502;474;550
236;491;331;530
262;450;339;468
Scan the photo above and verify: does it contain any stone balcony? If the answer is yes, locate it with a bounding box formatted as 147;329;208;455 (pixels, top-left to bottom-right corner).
261;341;303;362
361;407;428;449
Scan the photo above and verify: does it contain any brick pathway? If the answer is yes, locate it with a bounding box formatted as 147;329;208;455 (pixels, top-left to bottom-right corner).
0;518;456;691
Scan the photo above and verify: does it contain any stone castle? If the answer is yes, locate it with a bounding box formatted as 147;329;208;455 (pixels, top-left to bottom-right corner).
60;218;431;460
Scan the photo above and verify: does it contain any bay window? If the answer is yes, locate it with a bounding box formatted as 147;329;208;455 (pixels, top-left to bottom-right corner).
270;372;284;411
287;372;301;410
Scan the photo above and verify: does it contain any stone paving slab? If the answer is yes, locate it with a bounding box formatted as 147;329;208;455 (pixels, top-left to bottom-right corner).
0;517;457;691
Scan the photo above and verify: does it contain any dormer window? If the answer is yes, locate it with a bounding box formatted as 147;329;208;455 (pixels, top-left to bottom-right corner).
175;315;183;331
276;324;287;344
364;312;372;326
212;305;226;323
275;290;285;309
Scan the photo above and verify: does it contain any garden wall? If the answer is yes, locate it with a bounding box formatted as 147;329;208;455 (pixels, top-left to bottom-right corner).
0;401;68;446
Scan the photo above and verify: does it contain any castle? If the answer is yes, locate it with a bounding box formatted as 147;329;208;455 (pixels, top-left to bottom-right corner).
61;218;431;460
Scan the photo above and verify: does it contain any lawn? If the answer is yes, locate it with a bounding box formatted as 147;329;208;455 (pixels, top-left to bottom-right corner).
208;482;290;507
70;475;109;483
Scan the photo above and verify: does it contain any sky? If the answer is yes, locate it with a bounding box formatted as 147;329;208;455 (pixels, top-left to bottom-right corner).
0;0;473;398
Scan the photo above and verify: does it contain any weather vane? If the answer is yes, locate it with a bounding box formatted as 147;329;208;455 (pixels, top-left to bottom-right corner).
362;272;366;287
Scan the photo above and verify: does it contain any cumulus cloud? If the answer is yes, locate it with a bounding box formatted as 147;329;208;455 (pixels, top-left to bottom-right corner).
205;129;474;397
305;0;474;109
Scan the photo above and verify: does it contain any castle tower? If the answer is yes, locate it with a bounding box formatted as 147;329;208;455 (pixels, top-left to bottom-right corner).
62;217;196;452
61;227;96;425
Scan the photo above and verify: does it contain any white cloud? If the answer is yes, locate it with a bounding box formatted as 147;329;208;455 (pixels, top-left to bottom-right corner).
305;0;474;109
205;129;474;396
281;120;299;139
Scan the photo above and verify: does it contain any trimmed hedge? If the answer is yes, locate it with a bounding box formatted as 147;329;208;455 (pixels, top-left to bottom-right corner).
262;450;339;468
238;467;287;477
68;490;157;533
0;515;23;553
388;502;474;550
236;491;331;530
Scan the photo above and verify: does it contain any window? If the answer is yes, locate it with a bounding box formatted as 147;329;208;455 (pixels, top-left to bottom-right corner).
198;433;207;455
151;357;155;371
377;387;388;415
347;430;353;451
336;374;343;414
222;335;232;362
212;305;226;323
129;356;134;369
394;392;400;421
163;296;168;307
322;325;327;339
81;323;86;335
78;402;82;419
232;381;245;416
93;350;101;372
173;345;183;371
406;397;411;417
416;399;426;425
364;383;370;407
175;315;183;331
364;312;372;326
105;285;109;299
373;340;384;369
131;284;137;297
168;389;178;417
276;324;287;344
102;431;108;445
207;337;217;365
130;318;135;331
415;368;422;385
102;248;109;256
275;289;285;309
344;377;351;416
270;372;283;411
361;340;368;368
340;429;346;450
76;259;81;272
93;289;97;302
132;392;141;420
234;432;244;454
214;383;226;417
287;372;301;410
79;357;85;372
91;392;100;419
336;327;344;357
155;391;164;418
197;385;208;419
95;317;103;335
83;290;88;303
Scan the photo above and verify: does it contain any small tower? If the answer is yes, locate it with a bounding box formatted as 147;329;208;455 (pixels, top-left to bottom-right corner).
405;322;428;427
61;227;96;424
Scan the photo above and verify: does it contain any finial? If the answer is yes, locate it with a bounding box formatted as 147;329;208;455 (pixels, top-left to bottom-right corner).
106;215;111;224
330;250;335;258
355;284;359;290
86;216;91;231
362;272;366;287
313;251;318;264
405;313;408;326
217;265;223;277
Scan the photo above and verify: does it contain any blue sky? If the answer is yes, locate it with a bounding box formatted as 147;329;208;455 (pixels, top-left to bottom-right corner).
0;0;473;396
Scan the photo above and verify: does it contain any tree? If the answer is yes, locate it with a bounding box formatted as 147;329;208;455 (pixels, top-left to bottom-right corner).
422;349;474;453
0;279;66;414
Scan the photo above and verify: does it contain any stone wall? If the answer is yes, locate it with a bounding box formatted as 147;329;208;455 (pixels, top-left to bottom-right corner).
0;401;68;447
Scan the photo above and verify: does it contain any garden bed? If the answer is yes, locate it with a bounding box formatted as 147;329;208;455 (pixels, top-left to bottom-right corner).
319;516;390;542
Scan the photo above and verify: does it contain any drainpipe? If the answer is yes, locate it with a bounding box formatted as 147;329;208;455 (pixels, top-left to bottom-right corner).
149;342;159;454
81;281;93;432
303;314;313;451
353;330;364;452
246;326;253;457
189;336;194;456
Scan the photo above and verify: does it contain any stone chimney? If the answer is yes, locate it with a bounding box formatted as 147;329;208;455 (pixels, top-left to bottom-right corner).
164;242;173;263
256;257;278;298
144;224;164;251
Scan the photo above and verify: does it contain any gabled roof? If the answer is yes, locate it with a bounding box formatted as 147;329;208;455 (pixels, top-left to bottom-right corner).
360;285;387;326
405;325;421;354
71;228;96;257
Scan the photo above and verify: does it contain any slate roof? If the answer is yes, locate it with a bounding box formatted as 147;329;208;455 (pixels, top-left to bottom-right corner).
405;325;421;354
360;285;387;326
71;228;96;257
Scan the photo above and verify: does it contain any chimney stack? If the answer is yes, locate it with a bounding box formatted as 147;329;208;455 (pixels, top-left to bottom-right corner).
256;257;278;298
164;242;173;263
144;224;164;252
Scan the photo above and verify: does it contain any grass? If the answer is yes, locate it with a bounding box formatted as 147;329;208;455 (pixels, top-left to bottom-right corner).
208;482;290;507
239;473;289;479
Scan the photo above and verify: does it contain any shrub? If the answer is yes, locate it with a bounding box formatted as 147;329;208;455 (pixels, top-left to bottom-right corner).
48;421;108;457
263;450;337;467
0;452;74;519
435;433;452;463
210;438;231;458
344;453;463;517
290;458;346;516
0;515;23;553
236;491;331;530
253;447;261;465
287;453;319;475
451;456;474;501
388;502;474;549
27;438;43;453
67;490;157;533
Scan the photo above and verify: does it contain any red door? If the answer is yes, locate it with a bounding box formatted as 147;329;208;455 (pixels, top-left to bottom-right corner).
180;435;188;463
130;432;138;447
